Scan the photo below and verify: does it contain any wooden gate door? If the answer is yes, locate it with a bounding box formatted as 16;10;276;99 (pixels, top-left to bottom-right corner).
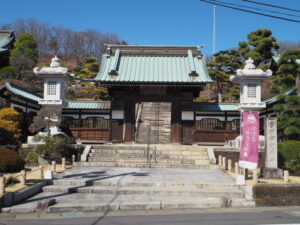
181;122;194;145
111;120;123;143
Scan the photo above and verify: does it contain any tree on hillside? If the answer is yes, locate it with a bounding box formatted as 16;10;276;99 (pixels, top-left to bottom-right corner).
238;29;279;67
278;41;300;53
208;50;242;102
271;49;300;141
0;66;17;79
74;57;99;79
9;33;38;79
1;18;125;59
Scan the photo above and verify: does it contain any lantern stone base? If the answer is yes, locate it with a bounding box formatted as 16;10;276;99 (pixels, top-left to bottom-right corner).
262;168;283;179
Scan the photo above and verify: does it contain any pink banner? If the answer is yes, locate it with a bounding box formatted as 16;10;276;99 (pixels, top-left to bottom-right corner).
239;112;259;169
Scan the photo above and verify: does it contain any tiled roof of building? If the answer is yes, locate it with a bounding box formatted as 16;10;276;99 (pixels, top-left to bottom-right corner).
65;100;111;109
0;82;42;102
263;88;297;105
0;30;14;53
182;102;238;112
94;45;212;84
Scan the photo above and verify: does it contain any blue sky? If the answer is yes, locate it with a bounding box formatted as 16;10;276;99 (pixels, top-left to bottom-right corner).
0;0;299;55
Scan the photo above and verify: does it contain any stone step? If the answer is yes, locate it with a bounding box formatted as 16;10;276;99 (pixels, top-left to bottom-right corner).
43;185;244;198
91;149;208;155
48;197;254;213
91;181;242;191
43;185;77;193
91;145;207;151
88;157;209;165
52;180;242;191
74;161;212;169
89;153;209;160
76;187;244;198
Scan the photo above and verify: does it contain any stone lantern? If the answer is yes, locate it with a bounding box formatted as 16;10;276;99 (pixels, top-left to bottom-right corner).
230;58;272;111
34;56;69;106
33;56;69;134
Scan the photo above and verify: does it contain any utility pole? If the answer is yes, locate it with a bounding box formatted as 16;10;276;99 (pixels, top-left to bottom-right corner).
212;6;222;102
213;5;216;58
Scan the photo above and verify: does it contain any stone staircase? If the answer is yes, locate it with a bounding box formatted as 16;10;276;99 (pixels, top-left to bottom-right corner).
41;178;255;213
136;102;171;144
75;144;212;169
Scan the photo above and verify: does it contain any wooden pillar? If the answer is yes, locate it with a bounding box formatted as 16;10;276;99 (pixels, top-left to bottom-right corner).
79;109;82;127
124;100;135;142
171;101;180;143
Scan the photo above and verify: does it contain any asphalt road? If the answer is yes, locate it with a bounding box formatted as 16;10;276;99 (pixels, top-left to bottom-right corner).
1;208;300;225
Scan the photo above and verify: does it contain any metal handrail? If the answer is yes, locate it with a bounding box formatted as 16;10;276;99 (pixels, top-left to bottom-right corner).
135;102;143;142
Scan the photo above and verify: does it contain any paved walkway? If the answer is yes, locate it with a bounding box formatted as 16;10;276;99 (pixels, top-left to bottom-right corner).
56;167;235;184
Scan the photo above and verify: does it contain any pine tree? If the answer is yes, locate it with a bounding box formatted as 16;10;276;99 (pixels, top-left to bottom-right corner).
9;33;38;79
271;49;300;140
238;29;279;67
271;49;300;94
208;50;242;102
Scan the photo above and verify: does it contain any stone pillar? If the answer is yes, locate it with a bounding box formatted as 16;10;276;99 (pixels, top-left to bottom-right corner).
253;170;259;185
62;158;66;170
51;161;56;173
228;159;232;172
265;117;278;168
235;162;239;175
19;170;26;185
38;165;43;179
0;176;5;196
284;170;289;183
263;117;283;178
222;156;226;170
218;155;222;168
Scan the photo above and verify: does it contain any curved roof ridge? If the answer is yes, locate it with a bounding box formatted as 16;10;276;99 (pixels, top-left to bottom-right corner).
0;82;42;102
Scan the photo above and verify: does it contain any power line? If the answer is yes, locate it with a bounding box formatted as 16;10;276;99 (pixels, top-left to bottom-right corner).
215;0;300;18
199;0;300;23
242;0;300;13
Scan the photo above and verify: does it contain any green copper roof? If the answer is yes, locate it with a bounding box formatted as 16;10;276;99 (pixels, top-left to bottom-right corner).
0;30;14;53
66;100;111;109
94;45;212;84
263;88;297;105
182;102;238;112
0;82;42;102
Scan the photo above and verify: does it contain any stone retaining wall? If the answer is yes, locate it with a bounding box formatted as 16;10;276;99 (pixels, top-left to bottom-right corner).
0;180;47;209
253;184;300;206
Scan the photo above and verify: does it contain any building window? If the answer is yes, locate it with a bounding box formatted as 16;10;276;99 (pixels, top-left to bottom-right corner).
48;81;57;95
247;84;256;98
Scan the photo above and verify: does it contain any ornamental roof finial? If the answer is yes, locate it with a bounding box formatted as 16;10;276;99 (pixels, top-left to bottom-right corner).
50;55;60;68
244;58;256;70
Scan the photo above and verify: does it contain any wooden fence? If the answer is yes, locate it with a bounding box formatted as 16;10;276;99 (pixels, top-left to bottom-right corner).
62;117;111;141
194;118;240;142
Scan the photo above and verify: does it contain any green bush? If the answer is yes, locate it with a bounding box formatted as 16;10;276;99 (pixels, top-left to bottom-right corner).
5;176;20;187
278;141;300;174
0;148;25;172
25;151;40;163
36;136;66;160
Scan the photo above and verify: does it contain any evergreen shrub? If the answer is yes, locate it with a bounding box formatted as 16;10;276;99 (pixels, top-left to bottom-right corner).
278;141;300;175
25;151;40;163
